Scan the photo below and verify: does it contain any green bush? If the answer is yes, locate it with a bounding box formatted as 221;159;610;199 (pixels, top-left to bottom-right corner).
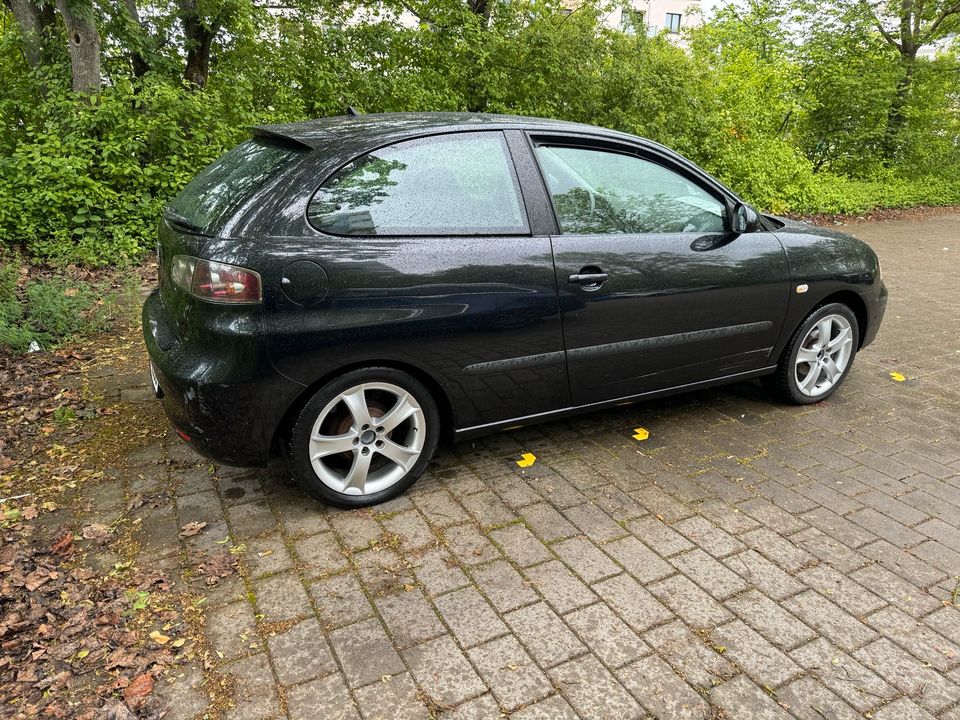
0;254;130;353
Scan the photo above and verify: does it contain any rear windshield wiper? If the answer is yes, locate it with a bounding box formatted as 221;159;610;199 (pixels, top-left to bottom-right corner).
163;209;210;235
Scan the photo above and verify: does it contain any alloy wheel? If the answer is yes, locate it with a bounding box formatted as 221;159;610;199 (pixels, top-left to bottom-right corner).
793;313;854;398
308;382;425;496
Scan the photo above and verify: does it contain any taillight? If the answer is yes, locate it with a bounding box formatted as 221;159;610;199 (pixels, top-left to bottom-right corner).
170;255;262;304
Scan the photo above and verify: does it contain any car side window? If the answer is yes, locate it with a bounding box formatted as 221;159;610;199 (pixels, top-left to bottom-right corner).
308;132;528;236
535;145;726;235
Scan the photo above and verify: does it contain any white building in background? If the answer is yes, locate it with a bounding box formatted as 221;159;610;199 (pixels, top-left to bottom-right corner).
601;0;703;45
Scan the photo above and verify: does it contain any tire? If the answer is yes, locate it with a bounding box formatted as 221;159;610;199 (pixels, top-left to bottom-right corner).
771;302;859;405
285;367;440;508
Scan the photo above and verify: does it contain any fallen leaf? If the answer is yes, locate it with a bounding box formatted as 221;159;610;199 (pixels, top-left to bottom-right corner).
148;630;170;645
179;521;207;538
81;523;112;544
122;673;154;711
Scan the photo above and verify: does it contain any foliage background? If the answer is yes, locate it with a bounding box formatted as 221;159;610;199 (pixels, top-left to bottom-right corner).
1;0;959;267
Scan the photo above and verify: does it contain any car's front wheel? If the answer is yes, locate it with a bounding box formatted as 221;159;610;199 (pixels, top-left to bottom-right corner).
771;302;859;405
286;367;439;508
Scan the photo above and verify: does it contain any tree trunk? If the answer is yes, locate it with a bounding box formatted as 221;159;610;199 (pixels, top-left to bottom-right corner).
5;0;56;70
55;0;101;92
884;50;916;158
124;0;152;78
176;0;217;88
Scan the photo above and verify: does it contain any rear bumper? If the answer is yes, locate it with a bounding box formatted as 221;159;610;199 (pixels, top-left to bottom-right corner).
142;289;305;466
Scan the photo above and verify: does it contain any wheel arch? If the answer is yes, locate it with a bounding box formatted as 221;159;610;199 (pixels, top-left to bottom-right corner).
814;290;868;349
270;359;457;455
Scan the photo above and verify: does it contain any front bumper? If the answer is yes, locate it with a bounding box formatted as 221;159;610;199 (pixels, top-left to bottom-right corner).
142;289;305;466
860;279;888;349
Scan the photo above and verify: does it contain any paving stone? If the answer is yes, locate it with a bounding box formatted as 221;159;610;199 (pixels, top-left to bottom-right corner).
150;663;204;720
740;527;815;572
853;638;959;713
872;697;938;720
859;539;947;587
865;605;960;671
442;523;500;565
549;654;645;720
776;676;860;720
738;497;808;535
648;573;730;630
443;694;501;720
563;502;628;542
782;590;877;652
505;602;587;668
525;559;597;614
223;653;281;720
412;547;471;596
596;573;675;633
267;618;336;685
286;673;360;720
375;589;445;649
603;535;675;584
253;571;313;623
380;509;437;553
673;516;745;557
618;653;709;720
727;589;816;650
489;523;553;567
461;489;517;528
699;497;763;535
790;637;896;713
712;619;802;688
226;499;278;539
295;531;348;577
627;516;694;557
796;564;886;616
470;559;539;612
329;617;405;688
244;534;294;578
670;548;748;601
565;601;649;669
330;511;384;550
791;527;867;574
848;507;924;547
434;586;508;648
552;536;621;583
354;672;431;720
469;635;552;711
509;694;580;720
310;571;375;630
412;489;470;527
206;600;260;660
723;549;804;600
923;606;960;646
521;502;581;542
643;620;735;689
403;635;487;707
709;674;793;720
354;546;412;596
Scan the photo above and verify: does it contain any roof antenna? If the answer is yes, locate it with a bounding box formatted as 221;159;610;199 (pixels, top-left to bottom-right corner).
346;106;361;117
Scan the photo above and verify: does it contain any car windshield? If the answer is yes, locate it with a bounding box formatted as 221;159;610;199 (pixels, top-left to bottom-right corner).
168;139;303;232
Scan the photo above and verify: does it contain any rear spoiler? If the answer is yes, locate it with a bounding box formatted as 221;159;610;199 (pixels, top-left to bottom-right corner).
250;126;317;151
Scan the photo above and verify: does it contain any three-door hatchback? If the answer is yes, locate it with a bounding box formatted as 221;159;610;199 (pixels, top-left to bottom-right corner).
143;112;887;507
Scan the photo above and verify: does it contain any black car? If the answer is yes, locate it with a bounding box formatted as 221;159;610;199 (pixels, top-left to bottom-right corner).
143;112;887;507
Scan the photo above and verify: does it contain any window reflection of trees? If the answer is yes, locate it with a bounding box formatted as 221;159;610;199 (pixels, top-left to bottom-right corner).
309;156;406;234
553;187;725;235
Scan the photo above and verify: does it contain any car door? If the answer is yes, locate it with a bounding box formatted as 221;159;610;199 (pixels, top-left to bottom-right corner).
530;137;791;406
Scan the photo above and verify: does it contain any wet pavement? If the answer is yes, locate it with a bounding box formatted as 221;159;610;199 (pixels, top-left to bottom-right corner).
105;213;960;718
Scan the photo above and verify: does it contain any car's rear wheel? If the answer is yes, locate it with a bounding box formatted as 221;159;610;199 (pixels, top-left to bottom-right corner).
286;367;439;508
771;302;859;405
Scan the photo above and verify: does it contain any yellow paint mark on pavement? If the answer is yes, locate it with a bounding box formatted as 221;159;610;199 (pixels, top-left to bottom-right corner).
632;427;650;441
889;371;906;382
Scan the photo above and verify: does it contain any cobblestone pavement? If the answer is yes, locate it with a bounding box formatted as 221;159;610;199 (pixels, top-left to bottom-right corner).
118;214;960;718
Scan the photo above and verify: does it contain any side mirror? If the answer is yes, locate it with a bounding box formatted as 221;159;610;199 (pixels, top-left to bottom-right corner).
730;203;759;234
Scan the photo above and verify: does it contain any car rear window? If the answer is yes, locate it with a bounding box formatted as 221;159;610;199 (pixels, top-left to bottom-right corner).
169;139;303;232
307;132;528;236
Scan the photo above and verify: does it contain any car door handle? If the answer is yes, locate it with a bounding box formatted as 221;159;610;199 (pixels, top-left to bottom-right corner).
568;272;609;286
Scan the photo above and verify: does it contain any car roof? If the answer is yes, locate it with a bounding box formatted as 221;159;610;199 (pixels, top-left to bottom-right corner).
252;111;646;151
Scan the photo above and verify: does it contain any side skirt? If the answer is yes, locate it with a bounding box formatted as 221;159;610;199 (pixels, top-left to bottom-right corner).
453;366;778;439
